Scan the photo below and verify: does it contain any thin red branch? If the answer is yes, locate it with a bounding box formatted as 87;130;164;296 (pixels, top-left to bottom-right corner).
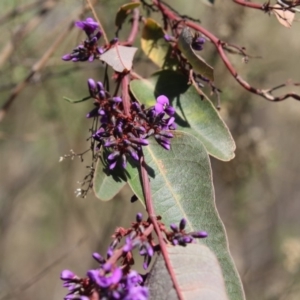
139;153;184;300
152;0;300;102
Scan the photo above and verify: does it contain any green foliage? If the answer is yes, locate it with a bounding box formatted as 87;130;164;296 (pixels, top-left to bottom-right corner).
124;132;245;300
93;159;126;201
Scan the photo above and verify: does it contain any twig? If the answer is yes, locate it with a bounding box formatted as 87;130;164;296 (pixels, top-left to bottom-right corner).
85;0;109;44
152;0;300;102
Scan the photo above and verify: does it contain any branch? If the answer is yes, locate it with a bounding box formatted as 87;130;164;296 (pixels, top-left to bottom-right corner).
152;0;300;102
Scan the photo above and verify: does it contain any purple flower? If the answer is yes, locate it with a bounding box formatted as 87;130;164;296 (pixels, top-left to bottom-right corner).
124;285;149;300
92;252;105;265
155;95;169;114
123;237;133;253
136;212;143;223
75;18;99;36
60;270;76;280
191;231;208;238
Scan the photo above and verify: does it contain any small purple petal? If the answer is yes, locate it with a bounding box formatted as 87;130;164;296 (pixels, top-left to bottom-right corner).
164;34;172;42
160;142;171;150
88;78;96;91
156;95;169;106
111;267;122;285
104;140;117;147
165;105;175;116
172;239;179;246
127;147;139;161
97;47;104;54
183;236;193;243
97;81;104;91
99;90;106;99
136;212;143;222
128;137;149;146
159;131;174;138
170;224;178;232
145;242;154;257
112;96;122;103
92;252;105;264
86;107;98;118
109;161;117;170
88;54;94;62
154;103;163;114
62;54;72;61
60;270;75;280
191;231;208;238
167;116;175;126
179;218;187;231
121;154;127;169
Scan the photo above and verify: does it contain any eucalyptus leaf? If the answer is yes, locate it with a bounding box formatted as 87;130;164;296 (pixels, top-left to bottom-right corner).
115;2;141;28
130;70;235;161
146;244;228;300
141;18;177;69
178;27;214;81
126;132;245;300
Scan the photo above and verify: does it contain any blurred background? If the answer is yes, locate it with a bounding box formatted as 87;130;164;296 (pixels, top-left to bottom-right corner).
0;0;300;299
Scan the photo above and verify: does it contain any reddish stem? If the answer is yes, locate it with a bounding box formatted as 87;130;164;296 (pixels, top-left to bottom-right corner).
152;0;300;102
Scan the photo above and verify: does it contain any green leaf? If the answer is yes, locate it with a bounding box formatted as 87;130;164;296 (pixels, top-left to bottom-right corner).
93;157;127;201
146;244;229;300
100;46;138;73
178;27;214;81
115;2;141;28
141;18;177;69
126;132;245;300
63;96;90;103
130;70;235;161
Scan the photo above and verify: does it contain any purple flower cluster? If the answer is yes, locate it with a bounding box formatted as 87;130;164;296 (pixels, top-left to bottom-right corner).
61;256;148;300
60;213;153;300
112;213;155;270
62;18;104;62
85;78;176;170
168;218;208;246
